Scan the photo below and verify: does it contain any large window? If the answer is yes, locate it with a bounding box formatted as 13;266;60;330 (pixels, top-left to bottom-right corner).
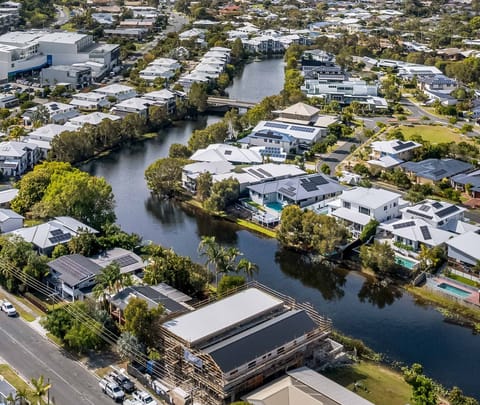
359;206;370;215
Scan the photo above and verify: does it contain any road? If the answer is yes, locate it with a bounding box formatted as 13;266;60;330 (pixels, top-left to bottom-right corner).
0;316;112;405
54;6;70;26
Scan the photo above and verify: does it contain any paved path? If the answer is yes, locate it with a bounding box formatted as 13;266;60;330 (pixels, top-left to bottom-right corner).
318;138;361;173
0;313;111;405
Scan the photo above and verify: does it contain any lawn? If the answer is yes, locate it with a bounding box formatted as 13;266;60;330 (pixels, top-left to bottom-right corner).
323;361;411;405
0;364;41;404
397;125;471;144
445;272;479;288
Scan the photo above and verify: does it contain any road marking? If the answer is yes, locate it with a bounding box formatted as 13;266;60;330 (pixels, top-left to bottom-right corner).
0;325;98;405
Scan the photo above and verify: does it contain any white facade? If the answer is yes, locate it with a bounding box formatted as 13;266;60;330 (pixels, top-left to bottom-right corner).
94;84;137;102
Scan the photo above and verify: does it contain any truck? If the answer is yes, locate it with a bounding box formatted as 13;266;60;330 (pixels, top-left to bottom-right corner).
99;377;125;403
132;389;158;405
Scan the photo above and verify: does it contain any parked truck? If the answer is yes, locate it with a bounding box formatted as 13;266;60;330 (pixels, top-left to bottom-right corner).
99;377;125;403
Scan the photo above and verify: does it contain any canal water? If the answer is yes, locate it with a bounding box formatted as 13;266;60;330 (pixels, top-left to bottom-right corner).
83;59;480;398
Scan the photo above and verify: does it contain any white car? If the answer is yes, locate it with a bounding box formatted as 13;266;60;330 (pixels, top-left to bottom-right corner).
1;301;16;317
132;390;158;405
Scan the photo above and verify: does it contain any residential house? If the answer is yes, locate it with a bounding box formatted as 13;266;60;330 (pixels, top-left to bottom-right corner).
0;208;23;232
446;231;480;270
142;89;184;115
242;36;284;54
0;141;40;176
301;56;347;83
0;188;18;208
329;187;402;238
238;130;298;153
190;144;263;165
397;64;443;80
93;84;137;102
159;286;334;405
111;97;150;117
401;158;473;184
367;139;421;169
23;102;80;125
451;169;480;198
10;216;97;255
139;65;176;82
243;366;373;405
0;92;17;108
182;161;235;193
250;121;324;146
70;91;111;111
24;123;73;158
273;102;320;125
68;111;121;128
47;254;102;301
91;247;146;275
248;173;344;211
110;285;191;323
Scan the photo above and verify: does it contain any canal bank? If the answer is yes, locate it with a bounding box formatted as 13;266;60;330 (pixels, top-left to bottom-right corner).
82;58;480;398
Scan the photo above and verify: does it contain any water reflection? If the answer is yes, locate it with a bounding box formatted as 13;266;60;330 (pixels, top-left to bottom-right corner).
275;248;348;301
357;280;403;309
145;197;186;227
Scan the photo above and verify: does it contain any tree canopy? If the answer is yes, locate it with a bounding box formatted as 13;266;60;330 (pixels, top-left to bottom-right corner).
145;157;190;198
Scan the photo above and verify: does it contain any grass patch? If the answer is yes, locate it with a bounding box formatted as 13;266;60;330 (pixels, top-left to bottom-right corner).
0;364;42;404
406;285;480;323
445;273;479;288
46;332;63;347
60;22;75;31
399;125;470;144
323;361;411;405
235;219;277;238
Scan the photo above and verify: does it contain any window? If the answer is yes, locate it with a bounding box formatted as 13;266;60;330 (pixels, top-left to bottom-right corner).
359;206;370;215
384;206;387;211
277;347;285;354
343;201;351;209
248;361;256;369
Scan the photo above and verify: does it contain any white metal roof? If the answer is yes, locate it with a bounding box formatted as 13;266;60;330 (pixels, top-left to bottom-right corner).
162;288;283;345
340;187;401;209
446;231;480;261
331;207;371;226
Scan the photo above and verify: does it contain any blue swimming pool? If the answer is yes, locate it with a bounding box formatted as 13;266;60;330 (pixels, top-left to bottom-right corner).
266;202;283;212
437;283;472;298
395;255;417;270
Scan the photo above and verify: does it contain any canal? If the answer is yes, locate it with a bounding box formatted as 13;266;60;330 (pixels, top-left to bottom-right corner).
83;59;480;398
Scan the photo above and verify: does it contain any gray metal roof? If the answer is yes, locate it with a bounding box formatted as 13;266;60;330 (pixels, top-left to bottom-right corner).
48;254;102;287
204;310;316;372
162;288;283;346
401;159;473;181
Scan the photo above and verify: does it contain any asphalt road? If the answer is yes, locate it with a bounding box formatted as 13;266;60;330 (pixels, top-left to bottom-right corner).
54;6;69;26
0;315;112;405
318;138;361;173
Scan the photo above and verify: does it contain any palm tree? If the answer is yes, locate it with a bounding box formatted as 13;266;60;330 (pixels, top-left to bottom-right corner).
15;387;29;405
237;258;259;281
198;236;223;283
93;262;131;309
30;375;51;405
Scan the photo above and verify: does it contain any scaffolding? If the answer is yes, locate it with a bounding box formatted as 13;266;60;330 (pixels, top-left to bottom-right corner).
158;281;333;405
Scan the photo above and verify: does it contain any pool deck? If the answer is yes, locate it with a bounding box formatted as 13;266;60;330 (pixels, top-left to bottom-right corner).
430;277;480;306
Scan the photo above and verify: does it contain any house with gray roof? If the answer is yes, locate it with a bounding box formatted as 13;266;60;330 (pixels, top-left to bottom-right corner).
401;158;473;184
10;216;97;255
0;188;18;208
446;231;480;270
451;169;480;198
238;129;298;153
248;173;344;212
47;254;102;301
0;208;23;233
368;139;421;169
91;248;146;275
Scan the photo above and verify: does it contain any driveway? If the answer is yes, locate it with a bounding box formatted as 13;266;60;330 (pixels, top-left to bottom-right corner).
317;139;360;173
0;315;112;405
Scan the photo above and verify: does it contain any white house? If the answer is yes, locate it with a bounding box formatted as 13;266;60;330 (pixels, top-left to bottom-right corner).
0;141;40;176
23;102;80;125
190;144;263;165
446;231;480;269
111;97;150;117
250;121;324;145
368;139;421;169
70;91;111;111
93;84;137;102
143;89;184;114
329;187;402;237
68;112;121;128
182;161;235;193
0;208;23;233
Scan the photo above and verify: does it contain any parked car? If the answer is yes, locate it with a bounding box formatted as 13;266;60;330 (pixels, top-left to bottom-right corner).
1;301;17;317
123;400;142;405
132;390;157;405
109;370;135;393
99;377;125;403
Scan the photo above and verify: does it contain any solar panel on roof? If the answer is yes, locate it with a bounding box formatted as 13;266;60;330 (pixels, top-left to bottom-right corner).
50;229;64;236
310;175;328;185
436;205;459;218
393;221;415;229
406;209;433;220
432;169;447;177
257;168;272;177
115;255;138;268
248;169;264;179
224;150;232;155
393;141;415;151
420;225;432;240
278;187;296;197
48;233;71;244
264;122;288;129
432;202;443;209
290;126;316;133
419;205;430;212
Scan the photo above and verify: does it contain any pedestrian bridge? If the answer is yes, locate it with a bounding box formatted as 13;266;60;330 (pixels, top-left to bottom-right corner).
207;97;257;109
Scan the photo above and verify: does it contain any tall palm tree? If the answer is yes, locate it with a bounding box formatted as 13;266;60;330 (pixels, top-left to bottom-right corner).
93;262;131;308
30;375;51;405
15;387;29;405
198;236;223;283
237;258;259;281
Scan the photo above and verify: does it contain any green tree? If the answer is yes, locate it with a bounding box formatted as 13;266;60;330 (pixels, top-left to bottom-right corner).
123;297;164;346
30;375;51;405
196;172;212;201
448;387;479;405
402;364;438;405
188;82;208;112
93;263;131;307
237;258;259;281
320;163;331;175
359;219;379;243
67;231;100;256
64;320;103;353
217;274;246;296
203;178;239;212
360;242;396;274
41;306;74;340
116;331;145;361
169;143;191;159
145;157;190;198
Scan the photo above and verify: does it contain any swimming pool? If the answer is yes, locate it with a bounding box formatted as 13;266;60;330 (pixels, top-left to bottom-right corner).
437;283;472;298
395;255;417;270
266;202;283;212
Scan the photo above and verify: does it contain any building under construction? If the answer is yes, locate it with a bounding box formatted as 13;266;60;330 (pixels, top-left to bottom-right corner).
158;282;336;404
